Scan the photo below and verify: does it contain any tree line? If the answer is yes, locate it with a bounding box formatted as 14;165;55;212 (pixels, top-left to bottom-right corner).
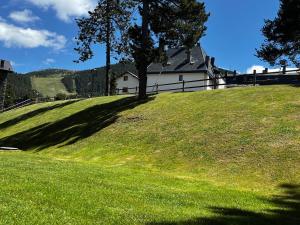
3;62;136;107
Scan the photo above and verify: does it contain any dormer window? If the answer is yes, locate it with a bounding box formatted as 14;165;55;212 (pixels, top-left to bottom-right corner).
124;75;128;81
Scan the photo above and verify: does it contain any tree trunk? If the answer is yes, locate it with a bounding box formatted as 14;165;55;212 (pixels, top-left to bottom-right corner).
138;0;150;100
105;0;111;96
0;72;8;111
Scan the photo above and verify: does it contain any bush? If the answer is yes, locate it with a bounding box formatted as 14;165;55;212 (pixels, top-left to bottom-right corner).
55;93;67;100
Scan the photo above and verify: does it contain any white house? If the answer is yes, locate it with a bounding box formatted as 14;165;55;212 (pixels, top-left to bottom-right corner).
116;44;226;94
116;71;139;94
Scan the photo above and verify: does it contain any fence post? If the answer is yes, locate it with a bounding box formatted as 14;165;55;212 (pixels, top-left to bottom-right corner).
253;70;257;86
182;80;185;92
233;70;237;82
156;84;159;94
135;86;138;96
264;68;268;74
214;77;218;89
283;65;287;74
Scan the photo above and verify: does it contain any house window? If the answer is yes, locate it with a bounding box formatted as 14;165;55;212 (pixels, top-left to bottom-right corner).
124;76;128;81
179;75;183;81
0;60;4;68
122;87;128;93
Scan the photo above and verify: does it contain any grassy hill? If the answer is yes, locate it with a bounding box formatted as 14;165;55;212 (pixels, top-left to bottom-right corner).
31;75;75;97
0;86;299;224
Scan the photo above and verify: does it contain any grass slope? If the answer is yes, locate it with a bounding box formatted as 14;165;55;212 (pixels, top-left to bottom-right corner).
31;76;75;97
0;85;299;224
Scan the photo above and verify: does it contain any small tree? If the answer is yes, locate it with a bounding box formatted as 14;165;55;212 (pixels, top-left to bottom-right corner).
75;0;132;96
256;0;300;67
128;0;209;99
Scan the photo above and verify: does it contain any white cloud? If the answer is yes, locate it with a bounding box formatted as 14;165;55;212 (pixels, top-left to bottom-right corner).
0;21;66;49
11;61;24;67
246;65;266;74
246;65;298;74
9;9;40;23
43;58;55;65
27;0;97;22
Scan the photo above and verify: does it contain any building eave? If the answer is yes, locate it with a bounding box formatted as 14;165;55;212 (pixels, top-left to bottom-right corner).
147;70;209;74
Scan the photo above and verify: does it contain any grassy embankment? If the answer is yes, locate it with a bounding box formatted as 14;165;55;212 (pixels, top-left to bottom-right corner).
0;85;299;225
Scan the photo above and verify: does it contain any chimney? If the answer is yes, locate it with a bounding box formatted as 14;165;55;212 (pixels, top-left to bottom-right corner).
205;56;210;67
211;57;215;67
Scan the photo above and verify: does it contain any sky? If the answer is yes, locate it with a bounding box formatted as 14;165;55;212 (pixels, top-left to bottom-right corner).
0;0;281;74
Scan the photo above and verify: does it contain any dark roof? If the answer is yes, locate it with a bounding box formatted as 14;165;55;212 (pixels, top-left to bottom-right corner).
120;71;139;80
0;60;13;73
147;45;214;77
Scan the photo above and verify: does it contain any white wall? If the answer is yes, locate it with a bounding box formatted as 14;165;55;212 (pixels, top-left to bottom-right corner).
217;77;226;89
116;73;139;94
115;72;226;95
146;73;209;93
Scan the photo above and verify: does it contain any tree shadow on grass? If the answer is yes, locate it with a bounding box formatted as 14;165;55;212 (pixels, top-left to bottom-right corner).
0;100;81;130
147;184;300;225
0;97;154;151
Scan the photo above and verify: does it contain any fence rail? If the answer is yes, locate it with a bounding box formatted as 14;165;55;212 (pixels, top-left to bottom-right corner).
2;99;33;113
115;69;300;96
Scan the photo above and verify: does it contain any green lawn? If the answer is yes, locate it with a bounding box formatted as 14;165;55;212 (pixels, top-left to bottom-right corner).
0;85;299;224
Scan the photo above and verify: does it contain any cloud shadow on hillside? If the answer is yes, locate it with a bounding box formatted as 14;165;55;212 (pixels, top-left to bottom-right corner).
0;100;80;130
0;97;154;151
147;184;300;225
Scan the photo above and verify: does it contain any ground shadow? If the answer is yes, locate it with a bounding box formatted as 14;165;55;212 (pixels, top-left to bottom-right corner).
0;100;80;130
147;184;300;225
0;97;154;151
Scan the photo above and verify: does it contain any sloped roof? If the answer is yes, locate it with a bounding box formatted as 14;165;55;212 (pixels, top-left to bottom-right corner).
120;71;139;80
147;45;214;77
0;60;13;73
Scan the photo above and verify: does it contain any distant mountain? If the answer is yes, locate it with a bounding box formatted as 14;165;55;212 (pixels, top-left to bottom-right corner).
25;69;74;78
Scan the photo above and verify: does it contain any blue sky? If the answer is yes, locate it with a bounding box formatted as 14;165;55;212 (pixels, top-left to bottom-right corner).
0;0;280;73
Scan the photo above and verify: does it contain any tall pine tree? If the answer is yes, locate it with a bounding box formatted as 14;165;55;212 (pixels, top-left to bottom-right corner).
128;0;209;99
75;0;132;96
256;0;300;67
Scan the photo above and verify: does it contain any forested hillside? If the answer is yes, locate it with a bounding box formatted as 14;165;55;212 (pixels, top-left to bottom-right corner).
4;73;36;107
3;63;137;107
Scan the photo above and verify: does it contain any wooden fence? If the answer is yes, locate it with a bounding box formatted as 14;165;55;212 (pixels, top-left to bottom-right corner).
1;68;300;112
115;69;300;96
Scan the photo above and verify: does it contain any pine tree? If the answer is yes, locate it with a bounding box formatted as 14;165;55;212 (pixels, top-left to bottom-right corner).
256;0;300;67
75;0;132;96
128;0;209;99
